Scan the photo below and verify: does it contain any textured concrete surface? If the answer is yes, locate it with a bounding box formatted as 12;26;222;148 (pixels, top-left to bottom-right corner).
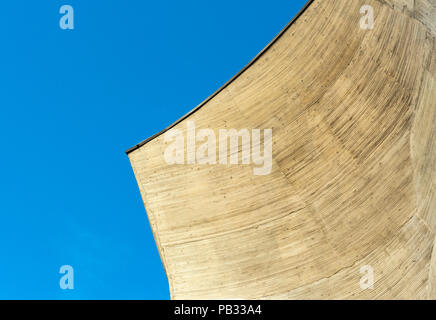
128;0;436;299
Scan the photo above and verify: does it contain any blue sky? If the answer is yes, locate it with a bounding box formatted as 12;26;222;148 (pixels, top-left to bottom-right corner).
0;0;307;299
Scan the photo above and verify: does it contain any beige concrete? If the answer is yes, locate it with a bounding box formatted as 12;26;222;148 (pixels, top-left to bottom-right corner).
127;0;436;299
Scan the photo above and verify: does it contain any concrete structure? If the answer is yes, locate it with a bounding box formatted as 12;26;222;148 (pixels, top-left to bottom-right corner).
127;0;436;299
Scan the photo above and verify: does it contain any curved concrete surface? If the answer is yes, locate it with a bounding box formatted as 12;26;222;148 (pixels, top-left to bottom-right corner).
127;0;436;299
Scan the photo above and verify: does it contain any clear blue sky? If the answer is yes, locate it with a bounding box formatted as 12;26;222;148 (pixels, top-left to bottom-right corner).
0;0;307;299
